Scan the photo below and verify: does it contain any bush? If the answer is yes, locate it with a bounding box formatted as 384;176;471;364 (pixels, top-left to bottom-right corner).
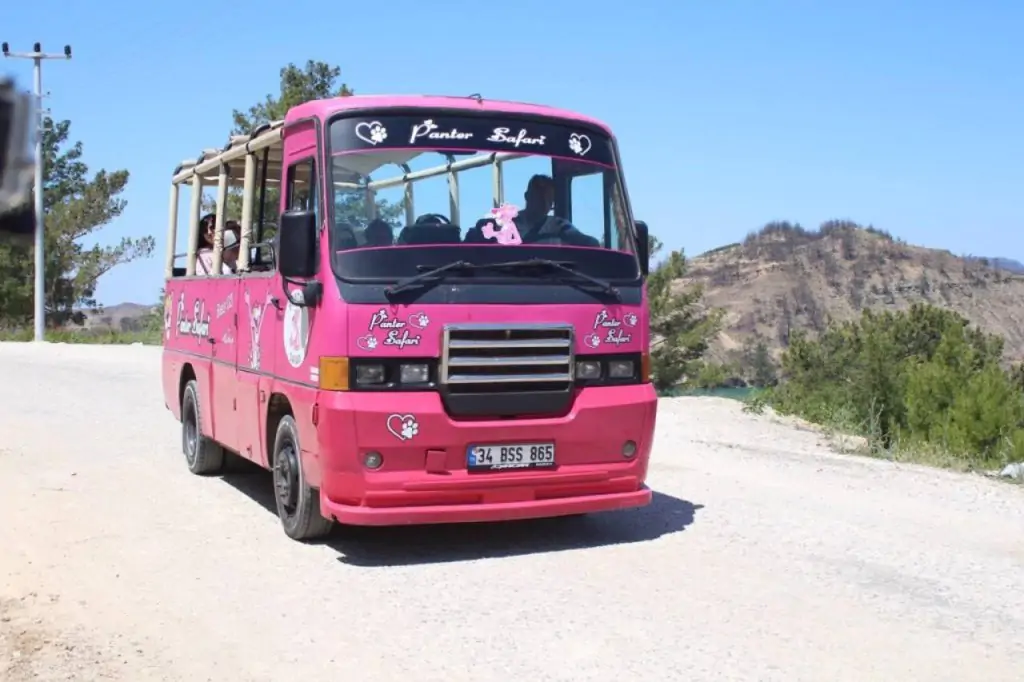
0;327;161;345
763;303;1024;469
646;236;724;391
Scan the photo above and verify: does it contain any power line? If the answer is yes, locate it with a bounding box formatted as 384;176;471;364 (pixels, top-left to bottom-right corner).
2;41;72;342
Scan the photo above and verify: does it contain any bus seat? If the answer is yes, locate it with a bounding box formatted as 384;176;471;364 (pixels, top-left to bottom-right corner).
464;219;498;244
333;224;358;251
397;224;462;245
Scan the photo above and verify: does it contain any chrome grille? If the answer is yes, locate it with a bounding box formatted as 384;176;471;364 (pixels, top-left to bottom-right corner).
441;324;574;393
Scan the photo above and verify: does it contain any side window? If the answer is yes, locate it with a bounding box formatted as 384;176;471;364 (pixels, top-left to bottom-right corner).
284;157;320;271
568;169;629;249
607;176;633;253
286;158;319;218
572;170;632;252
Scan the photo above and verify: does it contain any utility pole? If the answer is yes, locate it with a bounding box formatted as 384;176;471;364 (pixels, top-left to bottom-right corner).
1;42;72;342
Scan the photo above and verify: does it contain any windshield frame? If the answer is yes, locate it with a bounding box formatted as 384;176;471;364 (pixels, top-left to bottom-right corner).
323;107;643;287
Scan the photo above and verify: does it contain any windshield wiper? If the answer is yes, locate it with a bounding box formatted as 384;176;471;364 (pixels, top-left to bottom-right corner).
384;257;620;300
384;260;476;297
485;258;620;299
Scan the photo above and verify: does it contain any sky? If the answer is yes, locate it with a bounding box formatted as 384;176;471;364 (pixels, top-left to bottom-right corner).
3;0;1022;305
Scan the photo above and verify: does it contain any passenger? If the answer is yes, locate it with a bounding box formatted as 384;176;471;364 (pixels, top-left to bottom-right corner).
514;174;600;248
222;220;241;272
364;218;394;247
194;213;233;275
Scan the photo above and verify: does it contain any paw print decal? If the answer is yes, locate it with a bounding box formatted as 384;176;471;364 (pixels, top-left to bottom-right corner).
408;312;430;329
355;121;389;146
568;133;592;157
623;312;638;327
387;414;420;442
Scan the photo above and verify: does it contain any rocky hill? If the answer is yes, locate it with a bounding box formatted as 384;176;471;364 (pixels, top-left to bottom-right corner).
679;221;1024;366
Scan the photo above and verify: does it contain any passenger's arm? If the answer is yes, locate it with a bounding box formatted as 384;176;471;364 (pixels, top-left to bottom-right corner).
558;221;601;248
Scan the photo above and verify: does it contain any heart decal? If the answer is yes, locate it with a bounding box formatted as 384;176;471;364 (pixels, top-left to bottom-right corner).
356;334;378;351
407;312;429;330
386;414;419;442
569;133;592;157
584;333;601;349
354;121;388;146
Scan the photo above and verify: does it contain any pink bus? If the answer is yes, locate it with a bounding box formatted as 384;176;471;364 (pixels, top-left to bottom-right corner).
161;95;656;541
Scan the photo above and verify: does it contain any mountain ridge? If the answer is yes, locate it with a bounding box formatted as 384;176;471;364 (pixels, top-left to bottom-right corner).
679;221;1024;367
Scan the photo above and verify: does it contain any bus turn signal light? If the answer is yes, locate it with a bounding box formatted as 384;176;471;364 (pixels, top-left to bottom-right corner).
319;356;350;391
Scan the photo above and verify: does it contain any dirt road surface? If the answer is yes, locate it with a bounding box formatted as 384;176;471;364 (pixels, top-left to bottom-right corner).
1;342;1022;681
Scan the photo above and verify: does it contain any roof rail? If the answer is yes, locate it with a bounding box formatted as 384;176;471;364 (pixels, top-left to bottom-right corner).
171;120;285;185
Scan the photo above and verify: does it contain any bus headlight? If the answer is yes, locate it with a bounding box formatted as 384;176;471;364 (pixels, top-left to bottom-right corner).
355;364;386;385
574;353;643;386
608;360;635;379
399;363;430;384
576;360;602;380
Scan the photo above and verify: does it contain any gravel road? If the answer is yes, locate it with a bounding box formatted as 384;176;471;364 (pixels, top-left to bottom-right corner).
1;342;1022;681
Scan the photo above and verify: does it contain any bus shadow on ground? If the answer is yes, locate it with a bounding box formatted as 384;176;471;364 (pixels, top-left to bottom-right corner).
220;459;702;567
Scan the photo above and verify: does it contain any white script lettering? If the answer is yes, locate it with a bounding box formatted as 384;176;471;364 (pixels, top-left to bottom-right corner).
604;329;632;346
384;330;421;349
177;297;210;338
409;119;473;144
486;127;546;148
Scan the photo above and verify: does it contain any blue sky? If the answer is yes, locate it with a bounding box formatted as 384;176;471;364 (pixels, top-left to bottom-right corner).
4;0;1022;305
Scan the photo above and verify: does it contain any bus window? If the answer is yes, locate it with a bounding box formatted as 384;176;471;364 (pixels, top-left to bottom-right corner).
284;157;320;268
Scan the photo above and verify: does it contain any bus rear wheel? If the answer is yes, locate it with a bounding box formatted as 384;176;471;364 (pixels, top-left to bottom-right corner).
181;379;225;475
271;415;333;541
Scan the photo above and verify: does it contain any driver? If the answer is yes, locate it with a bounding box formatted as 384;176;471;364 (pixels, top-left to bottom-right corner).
514;174;599;247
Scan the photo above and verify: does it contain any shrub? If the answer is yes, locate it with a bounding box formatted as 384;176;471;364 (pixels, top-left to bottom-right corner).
0;326;160;345
646;236;724;390
764;303;1024;468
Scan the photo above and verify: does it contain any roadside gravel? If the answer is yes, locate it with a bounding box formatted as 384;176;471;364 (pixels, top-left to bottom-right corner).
1;342;1021;681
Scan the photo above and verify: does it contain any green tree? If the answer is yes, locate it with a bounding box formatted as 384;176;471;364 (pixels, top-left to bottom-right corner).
745;339;778;387
136;287;166;337
206;60;402;237
0;118;152;327
646;237;724;390
770;302;1024;466
231;60;353;135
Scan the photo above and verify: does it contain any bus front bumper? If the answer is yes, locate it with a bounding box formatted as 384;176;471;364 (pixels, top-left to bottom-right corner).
314;384;657;526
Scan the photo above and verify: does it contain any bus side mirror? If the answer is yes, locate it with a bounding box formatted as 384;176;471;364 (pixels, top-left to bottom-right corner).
278;209;317;279
635;220;649;277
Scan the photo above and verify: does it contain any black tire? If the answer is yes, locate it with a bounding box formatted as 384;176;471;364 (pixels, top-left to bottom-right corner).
271;415;332;541
181;379;225;475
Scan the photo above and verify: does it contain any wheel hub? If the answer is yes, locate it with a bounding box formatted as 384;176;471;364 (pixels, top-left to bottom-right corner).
274;444;299;514
183;402;197;465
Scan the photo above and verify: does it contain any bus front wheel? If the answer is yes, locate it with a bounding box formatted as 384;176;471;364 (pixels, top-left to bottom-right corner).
181;379;225;476
271;415;333;541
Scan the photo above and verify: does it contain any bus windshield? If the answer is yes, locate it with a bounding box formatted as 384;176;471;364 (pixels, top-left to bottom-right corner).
326;112;640;283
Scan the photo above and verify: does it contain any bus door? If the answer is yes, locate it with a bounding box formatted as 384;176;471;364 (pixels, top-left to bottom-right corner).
205;272;240;452
235;265;278;467
271;152;320;386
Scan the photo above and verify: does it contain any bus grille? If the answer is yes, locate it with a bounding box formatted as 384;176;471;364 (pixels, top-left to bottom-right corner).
441;324;574;395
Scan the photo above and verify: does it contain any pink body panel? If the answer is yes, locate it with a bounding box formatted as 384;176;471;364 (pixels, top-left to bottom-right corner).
313;383;655;525
285;94;615;135
347;302;643;356
161;95;655;526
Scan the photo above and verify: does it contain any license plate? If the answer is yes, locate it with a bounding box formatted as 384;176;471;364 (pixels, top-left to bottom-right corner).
467;442;556;471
